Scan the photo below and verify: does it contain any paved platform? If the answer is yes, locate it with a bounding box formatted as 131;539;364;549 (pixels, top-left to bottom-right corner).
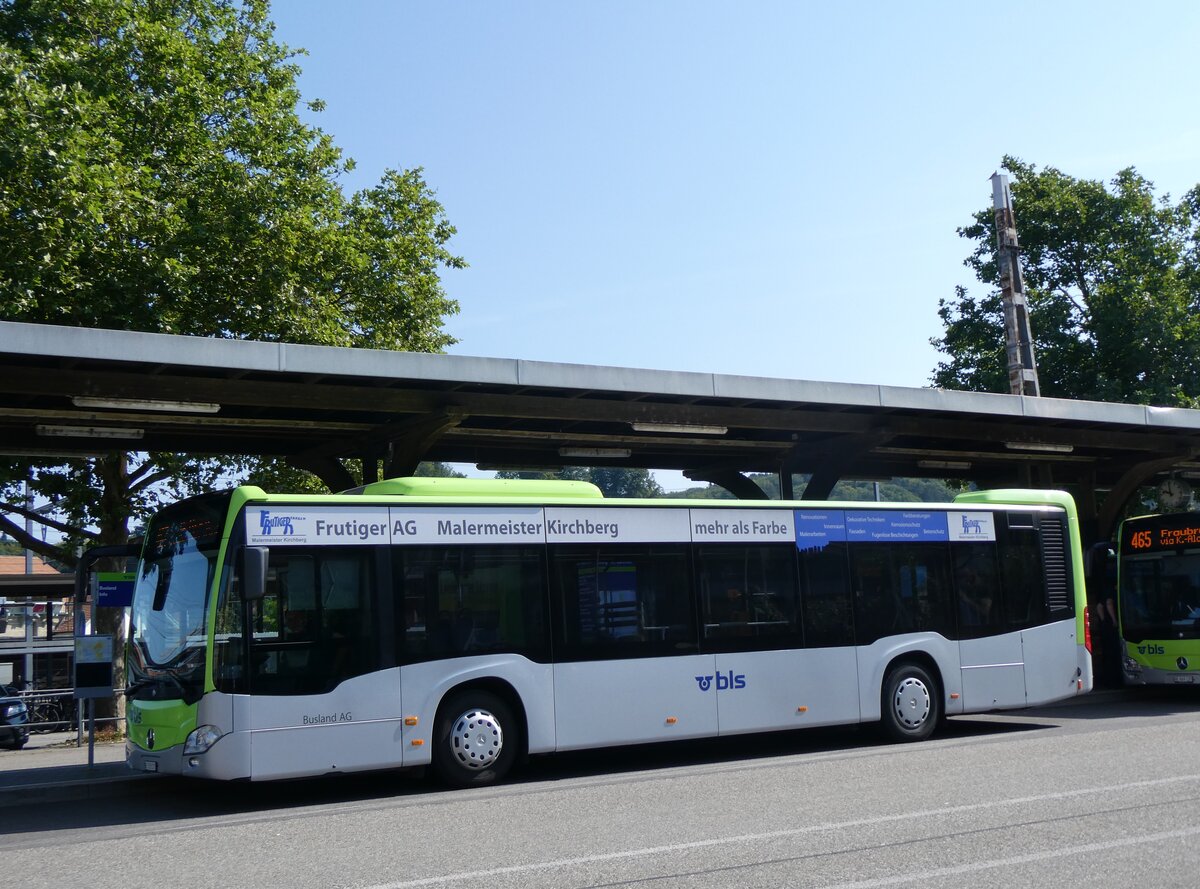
0;730;149;809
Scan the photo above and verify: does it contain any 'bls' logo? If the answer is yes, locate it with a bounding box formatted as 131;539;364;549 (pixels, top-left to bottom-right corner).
1137;644;1166;655
695;671;747;692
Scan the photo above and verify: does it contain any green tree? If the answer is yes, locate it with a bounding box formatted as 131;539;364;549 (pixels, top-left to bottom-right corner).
664;474;960;502
0;0;464;712
0;0;465;566
497;467;664;499
933;157;1200;406
414;462;467;479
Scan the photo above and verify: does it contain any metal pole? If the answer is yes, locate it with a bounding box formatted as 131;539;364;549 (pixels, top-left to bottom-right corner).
23;473;32;575
991;172;1041;397
88;697;95;767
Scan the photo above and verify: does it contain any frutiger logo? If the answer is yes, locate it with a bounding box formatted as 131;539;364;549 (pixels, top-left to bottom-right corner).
259;510;295;536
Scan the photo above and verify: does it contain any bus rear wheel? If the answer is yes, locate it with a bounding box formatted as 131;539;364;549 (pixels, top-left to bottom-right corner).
433;689;520;788
880;663;939;742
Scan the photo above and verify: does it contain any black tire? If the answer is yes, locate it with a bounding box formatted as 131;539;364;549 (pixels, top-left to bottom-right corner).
3;734;26;750
432;689;520;788
880;662;940;742
31;701;61;733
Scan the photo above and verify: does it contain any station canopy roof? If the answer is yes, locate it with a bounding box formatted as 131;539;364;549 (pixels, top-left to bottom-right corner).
1;321;1198;532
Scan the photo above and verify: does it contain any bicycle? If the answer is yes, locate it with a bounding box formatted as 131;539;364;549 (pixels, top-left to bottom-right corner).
21;692;70;733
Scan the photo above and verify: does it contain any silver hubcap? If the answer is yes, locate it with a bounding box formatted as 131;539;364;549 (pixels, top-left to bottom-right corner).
893;677;931;729
449;708;504;770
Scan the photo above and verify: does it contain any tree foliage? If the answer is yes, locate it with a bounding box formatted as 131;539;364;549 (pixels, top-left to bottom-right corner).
496;467;665;499
674;474;960;503
933;156;1200;407
0;0;466;567
0;0;462;346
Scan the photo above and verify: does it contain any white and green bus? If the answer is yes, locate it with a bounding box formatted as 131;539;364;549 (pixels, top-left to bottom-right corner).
124;478;1091;786
1117;512;1200;685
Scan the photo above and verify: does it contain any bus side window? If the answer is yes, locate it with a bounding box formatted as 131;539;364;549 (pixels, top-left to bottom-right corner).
396;545;548;664
952;542;1002;637
242;549;377;696
552;544;694;659
850;544;953;643
799;543;854;647
998;517;1047;628
696;544;798;647
214;562;245;693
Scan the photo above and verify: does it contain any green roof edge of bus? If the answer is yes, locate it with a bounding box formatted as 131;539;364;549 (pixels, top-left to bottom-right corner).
353;477;605;498
953;487;1076;513
956;488;1088;644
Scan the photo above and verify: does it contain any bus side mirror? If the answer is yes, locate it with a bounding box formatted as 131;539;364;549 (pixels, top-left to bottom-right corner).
241;547;269;602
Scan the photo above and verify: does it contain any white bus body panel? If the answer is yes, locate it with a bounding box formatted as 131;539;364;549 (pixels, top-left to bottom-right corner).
237;669;403;781
399;656;555;766
855;634;962;722
958;631;1027;711
193;691;248;780
553;655;717;750
713;648;860;734
1021;618;1085;705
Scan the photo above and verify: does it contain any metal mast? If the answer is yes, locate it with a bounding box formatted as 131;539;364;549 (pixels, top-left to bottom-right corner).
990;172;1041;397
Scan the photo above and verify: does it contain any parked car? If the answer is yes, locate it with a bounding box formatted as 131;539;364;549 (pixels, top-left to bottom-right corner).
0;684;29;750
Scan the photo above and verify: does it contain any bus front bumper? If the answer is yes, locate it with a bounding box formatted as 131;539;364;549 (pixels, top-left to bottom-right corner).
1123;657;1200;686
126;731;250;780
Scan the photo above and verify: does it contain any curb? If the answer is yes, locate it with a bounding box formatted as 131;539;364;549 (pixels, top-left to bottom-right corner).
0;773;162;810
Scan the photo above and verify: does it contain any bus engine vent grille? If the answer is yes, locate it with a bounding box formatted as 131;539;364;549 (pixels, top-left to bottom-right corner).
1041;518;1071;613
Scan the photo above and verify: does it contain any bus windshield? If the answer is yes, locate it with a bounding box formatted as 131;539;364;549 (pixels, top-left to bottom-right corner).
128;494;230;703
1120;550;1200;642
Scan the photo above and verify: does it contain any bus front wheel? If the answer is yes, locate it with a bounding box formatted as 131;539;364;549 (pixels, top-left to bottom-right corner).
433;689;520;788
880;663;939;742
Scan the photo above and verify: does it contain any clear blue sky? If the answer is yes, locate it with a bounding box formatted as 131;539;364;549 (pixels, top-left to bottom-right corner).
270;1;1200;389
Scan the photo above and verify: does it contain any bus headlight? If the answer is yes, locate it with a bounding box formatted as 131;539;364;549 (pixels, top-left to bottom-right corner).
183;725;224;754
1123;656;1142;674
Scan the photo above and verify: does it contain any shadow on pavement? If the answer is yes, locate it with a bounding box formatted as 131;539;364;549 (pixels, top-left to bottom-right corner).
12;689;1195;837
1024;686;1200;720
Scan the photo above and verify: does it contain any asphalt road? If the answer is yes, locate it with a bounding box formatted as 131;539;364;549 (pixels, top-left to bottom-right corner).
5;689;1200;889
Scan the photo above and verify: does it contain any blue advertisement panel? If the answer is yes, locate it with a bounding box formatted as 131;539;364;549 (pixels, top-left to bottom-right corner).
794;510;847;551
844;510;949;542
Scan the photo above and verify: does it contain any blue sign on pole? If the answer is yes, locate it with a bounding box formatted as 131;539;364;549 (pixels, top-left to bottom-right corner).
96;572;135;607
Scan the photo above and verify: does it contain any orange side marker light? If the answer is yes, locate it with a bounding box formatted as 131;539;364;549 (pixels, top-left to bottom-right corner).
665;716;678;725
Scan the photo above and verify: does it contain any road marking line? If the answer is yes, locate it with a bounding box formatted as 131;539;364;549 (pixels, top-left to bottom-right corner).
358;773;1200;889
824;823;1200;888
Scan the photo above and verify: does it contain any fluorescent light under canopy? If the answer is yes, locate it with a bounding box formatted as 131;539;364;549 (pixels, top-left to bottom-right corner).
72;396;221;414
